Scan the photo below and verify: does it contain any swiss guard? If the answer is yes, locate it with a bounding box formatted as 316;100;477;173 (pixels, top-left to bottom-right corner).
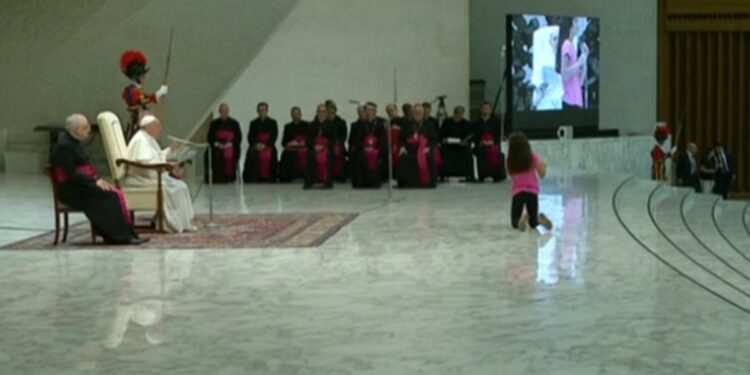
120;50;168;141
651;122;674;181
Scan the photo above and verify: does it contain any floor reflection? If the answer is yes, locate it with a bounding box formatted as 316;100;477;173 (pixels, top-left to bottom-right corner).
536;191;587;285
103;251;194;349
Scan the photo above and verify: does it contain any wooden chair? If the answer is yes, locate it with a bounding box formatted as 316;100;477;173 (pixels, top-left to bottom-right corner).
97;111;171;232
46;165;97;245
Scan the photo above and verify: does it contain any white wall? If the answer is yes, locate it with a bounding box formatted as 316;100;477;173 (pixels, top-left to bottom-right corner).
216;0;470;151
470;0;657;135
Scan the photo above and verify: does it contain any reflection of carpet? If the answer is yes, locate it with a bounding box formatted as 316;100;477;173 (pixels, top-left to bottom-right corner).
1;213;357;250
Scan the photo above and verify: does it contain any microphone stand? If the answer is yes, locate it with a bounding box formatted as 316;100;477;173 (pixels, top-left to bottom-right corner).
492;69;509;143
170;136;215;227
492;46;509;143
387;68;397;199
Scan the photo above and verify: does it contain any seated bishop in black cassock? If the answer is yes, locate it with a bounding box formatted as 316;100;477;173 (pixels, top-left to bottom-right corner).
385;104;404;180
206;103;242;183
50;114;145;245
304;104;337;189
397;104;438;189
243;102;279;183
349;103;388;188
473;102;506;182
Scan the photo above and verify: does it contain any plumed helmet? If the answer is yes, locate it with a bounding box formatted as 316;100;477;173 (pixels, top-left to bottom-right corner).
120;50;150;80
654;123;671;144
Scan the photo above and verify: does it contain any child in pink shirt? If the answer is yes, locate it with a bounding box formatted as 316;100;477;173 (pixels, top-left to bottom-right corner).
506;133;553;231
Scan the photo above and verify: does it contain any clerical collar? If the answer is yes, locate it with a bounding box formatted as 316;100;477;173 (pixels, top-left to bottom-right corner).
63;132;80;144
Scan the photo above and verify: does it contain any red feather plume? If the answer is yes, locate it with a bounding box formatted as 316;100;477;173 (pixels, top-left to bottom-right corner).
120;50;148;73
655;125;671;138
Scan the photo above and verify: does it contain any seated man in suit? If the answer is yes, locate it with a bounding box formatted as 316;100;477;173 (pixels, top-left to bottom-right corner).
705;143;736;200
124;115;197;233
676;143;703;193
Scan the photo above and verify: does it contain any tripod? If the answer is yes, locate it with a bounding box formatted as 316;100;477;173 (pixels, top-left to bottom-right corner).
435;95;448;125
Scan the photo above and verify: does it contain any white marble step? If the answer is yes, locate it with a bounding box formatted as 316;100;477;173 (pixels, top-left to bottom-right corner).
614;177;750;312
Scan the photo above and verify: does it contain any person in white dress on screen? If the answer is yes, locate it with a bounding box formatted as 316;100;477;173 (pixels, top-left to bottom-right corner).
532;25;563;110
124;115;197;233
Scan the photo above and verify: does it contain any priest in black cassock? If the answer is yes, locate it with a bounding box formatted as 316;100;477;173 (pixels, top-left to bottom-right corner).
304;104;337;189
50;114;146;245
325;100;348;183
351;105;368;130
440;106;475;182
349;105;367;180
243;102;279;183
279;106;309;182
473;101;506;182
350;103;387;188
402;103;413;122
422;102;439;130
397;104;438;188
206;103;242;183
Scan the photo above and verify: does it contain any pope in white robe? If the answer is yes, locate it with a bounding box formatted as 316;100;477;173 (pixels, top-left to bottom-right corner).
124;115;196;233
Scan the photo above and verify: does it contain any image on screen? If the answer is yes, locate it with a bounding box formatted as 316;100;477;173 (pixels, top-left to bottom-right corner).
506;14;600;131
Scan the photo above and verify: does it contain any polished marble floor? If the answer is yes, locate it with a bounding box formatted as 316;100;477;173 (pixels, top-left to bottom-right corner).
0;171;749;374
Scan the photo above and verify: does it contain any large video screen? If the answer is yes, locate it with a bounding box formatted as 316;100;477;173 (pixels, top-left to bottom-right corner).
506;14;600;132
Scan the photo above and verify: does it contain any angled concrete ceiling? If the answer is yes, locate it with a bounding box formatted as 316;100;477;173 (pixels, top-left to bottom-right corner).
0;0;299;142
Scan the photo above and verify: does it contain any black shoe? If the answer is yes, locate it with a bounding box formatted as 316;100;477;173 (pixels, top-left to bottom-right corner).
303;184;312;190
323;183;334;189
127;237;150;245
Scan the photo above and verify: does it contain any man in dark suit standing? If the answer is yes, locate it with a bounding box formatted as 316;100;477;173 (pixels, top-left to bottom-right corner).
707;143;736;199
676;143;703;193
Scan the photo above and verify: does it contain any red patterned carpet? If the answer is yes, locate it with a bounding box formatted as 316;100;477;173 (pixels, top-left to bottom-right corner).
1;213;358;250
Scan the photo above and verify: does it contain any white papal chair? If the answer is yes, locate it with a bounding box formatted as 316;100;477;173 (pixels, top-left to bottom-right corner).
97;111;169;232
